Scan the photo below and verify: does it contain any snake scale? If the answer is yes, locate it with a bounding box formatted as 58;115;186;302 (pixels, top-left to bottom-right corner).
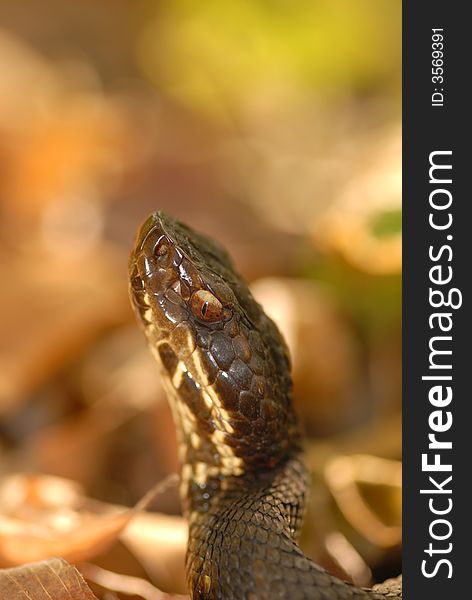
129;212;401;600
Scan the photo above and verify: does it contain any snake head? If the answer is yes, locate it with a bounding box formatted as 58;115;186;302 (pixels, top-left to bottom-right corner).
129;211;299;473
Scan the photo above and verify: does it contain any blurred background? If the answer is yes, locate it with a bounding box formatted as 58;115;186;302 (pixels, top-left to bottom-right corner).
0;1;401;598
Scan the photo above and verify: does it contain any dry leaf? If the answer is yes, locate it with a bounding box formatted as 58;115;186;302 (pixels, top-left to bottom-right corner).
120;512;187;594
0;474;133;567
251;277;363;434
0;473;181;575
79;563;189;600
0;557;98;599
324;454;402;547
0;249;127;411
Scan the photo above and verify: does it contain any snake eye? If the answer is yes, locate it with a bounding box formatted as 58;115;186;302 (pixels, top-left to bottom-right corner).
191;290;223;322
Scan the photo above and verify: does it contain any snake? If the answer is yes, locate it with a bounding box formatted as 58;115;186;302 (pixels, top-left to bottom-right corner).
128;211;401;600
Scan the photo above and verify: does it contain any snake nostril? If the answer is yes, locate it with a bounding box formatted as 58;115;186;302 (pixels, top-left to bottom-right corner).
154;239;175;268
131;274;144;290
155;243;169;257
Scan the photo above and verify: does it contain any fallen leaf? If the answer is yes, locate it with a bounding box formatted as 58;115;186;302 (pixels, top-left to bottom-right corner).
120;512;187;594
0;557;98;599
0;509;131;568
79;563;188;600
0;474;178;568
324;454;402;547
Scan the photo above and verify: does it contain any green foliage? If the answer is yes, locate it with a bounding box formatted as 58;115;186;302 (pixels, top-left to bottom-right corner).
138;0;401;116
371;209;402;238
304;254;401;337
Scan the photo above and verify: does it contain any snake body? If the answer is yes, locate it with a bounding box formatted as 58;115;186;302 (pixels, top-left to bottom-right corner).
129;212;400;600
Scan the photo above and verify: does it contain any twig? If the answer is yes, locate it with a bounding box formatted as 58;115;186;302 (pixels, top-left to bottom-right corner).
79;563;188;600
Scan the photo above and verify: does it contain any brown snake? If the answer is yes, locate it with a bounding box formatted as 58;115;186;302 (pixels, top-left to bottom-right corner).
129;212;401;600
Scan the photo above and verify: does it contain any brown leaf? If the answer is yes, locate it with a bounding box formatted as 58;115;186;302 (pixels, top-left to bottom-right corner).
0;248;127;412
0;557;98;599
324;454;402;548
251;278;363;434
79;563;189;600
0;475;132;567
0;512;131;568
0;474;180;569
120;512;187;594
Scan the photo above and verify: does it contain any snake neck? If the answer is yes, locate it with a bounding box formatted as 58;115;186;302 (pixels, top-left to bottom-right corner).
185;452;394;600
161;368;302;517
184;447;308;526
186;452;309;598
